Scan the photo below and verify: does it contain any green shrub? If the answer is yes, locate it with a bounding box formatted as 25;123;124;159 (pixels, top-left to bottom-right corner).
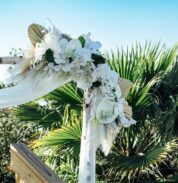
0;108;35;183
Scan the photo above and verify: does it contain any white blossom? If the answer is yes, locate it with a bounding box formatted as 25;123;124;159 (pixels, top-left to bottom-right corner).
35;32;59;61
75;48;92;62
65;39;82;59
82;33;102;53
95;98;120;124
59;38;69;54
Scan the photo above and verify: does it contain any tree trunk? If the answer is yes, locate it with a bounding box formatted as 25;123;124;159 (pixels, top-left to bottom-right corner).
79;93;96;183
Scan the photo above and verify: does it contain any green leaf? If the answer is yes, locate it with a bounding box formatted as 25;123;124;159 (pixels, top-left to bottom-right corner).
100;132;178;181
128;77;159;108
78;36;85;47
44;49;55;63
45;83;83;109
15;103;44;121
108;47;140;82
92;80;102;88
15;103;62;129
91;53;106;65
33;120;82;157
108;43;178;83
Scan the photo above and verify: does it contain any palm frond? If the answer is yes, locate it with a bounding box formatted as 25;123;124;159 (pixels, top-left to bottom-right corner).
99;137;178;182
14;102;62;129
15;83;83;129
108;47;139;82
140;44;177;83
108;43;177;85
45;82;83;110
32;110;82;157
127;77;159;108
157;61;178;100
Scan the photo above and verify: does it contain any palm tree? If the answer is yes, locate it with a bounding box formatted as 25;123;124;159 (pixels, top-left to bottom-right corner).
15;43;178;182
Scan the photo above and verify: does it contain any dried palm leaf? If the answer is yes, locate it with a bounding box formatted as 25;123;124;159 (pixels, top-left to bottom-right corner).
28;24;48;45
119;78;133;97
123;100;133;120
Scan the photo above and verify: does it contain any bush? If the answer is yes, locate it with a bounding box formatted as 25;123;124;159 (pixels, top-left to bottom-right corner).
0;108;35;183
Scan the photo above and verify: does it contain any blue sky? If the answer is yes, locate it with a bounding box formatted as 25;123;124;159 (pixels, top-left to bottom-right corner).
0;0;178;56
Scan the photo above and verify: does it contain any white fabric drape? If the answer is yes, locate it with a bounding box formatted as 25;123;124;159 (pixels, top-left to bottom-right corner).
0;69;72;108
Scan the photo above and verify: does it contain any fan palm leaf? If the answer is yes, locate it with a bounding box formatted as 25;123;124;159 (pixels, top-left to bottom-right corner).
15;82;83;129
98;134;178;182
15;102;62;129
45;82;83;111
32;109;82;158
108;43;177;84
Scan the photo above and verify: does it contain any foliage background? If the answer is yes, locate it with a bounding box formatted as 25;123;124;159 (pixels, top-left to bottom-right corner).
0;108;36;183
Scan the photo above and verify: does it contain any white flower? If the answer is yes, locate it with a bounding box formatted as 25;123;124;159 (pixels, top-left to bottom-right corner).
96;64;110;79
82;33;102;53
35;32;60;62
76;48;92;62
95;98;120;124
87;41;102;52
110;70;119;83
65;39;82;59
60;63;73;72
73;62;97;89
59;38;69;54
34;32;71;65
76;79;92;90
54;54;67;64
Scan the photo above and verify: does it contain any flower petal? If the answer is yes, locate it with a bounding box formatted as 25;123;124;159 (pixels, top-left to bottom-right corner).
65;39;82;58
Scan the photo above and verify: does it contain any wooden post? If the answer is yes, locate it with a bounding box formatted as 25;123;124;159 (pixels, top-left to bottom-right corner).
10;143;63;183
79;91;96;183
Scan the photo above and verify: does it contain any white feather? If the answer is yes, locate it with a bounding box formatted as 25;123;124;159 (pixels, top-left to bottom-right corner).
101;122;117;155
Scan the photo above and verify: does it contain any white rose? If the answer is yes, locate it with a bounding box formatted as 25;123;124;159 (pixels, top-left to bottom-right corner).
96;98;119;124
65;39;82;58
59;38;69;54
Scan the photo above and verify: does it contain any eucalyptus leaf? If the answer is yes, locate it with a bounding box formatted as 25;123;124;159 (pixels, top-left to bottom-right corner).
78;36;85;47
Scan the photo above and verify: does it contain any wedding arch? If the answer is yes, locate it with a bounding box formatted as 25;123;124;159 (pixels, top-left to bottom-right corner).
0;24;136;183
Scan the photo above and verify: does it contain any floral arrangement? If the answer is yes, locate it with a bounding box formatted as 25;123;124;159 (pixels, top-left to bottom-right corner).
1;24;136;152
0;23;136;182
